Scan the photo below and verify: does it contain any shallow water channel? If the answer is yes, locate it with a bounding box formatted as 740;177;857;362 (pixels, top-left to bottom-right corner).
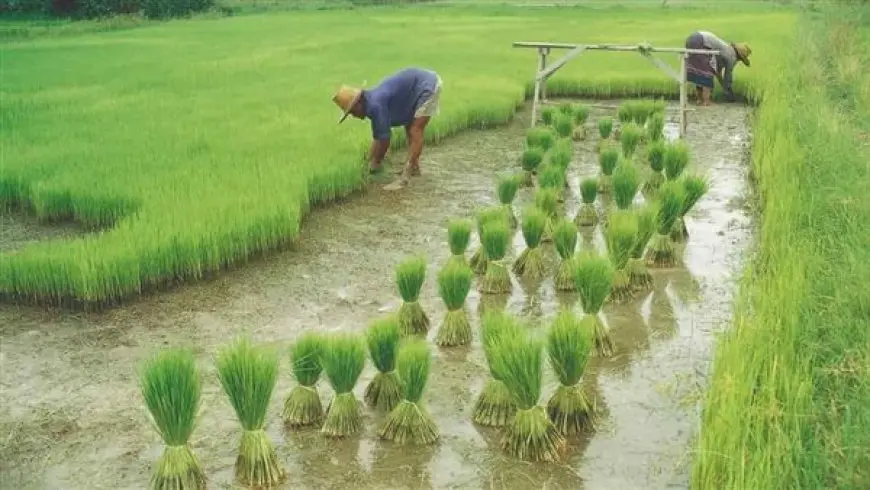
0;99;754;489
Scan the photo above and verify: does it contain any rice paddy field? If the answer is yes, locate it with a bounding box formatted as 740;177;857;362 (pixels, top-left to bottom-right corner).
2;1;869;489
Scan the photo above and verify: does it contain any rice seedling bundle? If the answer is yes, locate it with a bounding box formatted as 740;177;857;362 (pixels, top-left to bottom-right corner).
572;251;616;357
549;138;574;172
611;159;641;213
493;331;566;462
479;219;512;295
320;333;366;437
558;102;575;116
619;122;643;157
553;113;573;139
540;106;557;126
617;104;633;125
553;218;579;292
395;255;430;336
597;147;620;194
534;187;559;243
378;339;439;445
435;260;474;347
473;310;522;427
645;180;685;268
498;174;520;229
627;204;658;292
647;112;665;142
572;104;590;140
469;206;509;274
671;174;710;242
520;147;544;187
604;210;638;304
215;337;285;488
446;218;472;266
643;140;667;193
526;127;556;152
282;332;325;428
139;347;206;490
512;206;548;281
663;140;690;181
364;315;403;411
546;310;596;435
598;117;613;139
574;178;599;227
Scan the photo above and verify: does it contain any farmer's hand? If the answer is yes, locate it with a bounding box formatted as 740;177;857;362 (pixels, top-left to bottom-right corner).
724;90;737;102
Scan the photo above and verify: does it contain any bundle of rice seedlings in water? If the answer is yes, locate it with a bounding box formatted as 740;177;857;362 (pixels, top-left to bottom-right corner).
597;147;620;194
619;122;643;158
574;178;599;227
605;210;638;304
495;332;566;462
572;251;616;357
512;206;547;281
645;180;685;268
663;140;690;181
320;333;366;437
628;204;658;292
139;348;206;490
617;103;633;125
598;117;613;139
379;339;439;445
553;218;579;292
435;260;474;347
671;174;710;242
553;113;573;139
611;159;640;213
643;140;666;193
540;106;557;126
473;310;522;427
558;102;575;116
546;310;596;435
498;174;520;229
469;206;508;274
216;337;285;488
282;332;325;428
534;187;559;243
395;255;430;336
537;163;566;202
520;147;544;187
647;112;665;142
549;138;574;173
526;127;556;152
572;104;590;140
479;220;512;295
364;315;402;411
446;218;472;266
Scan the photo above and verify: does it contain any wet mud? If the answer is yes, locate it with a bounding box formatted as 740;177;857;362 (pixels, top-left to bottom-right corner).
0;99;754;489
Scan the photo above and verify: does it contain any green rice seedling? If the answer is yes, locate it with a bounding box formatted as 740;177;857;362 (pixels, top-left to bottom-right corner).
498;174;520;229
139;348;206;490
611;159;641;213
537;163;566;199
549;138;574;172
473;310;522;427
534;187;559;243
216;337;285;488
546;310;596;435
572;104;590;141
619;122;643;157
617;103;633;124
364;315;402;411
526;127;556;152
446;218;472;266
597;147;620;194
479;220;512;295
435;260;474;347
605;210;638;304
553;113;573;139
540;106;557;126
672;174;710;242
643;140;667;193
663;140;690;181
574;178;599;227
494;332;566;462
520;147;544;187
395;255;430;336
320;333;366;437
558;102;575;116
282;332;325;428
598;117;613;139
378;339;439;445
469;206;509;275
645;180;685;268
512;206;547;281
572;251;616;357
628;204;658;292
647;112;665;142
553;218;579;292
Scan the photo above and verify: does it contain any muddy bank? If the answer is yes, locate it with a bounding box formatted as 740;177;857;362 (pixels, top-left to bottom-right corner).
0;99;754;489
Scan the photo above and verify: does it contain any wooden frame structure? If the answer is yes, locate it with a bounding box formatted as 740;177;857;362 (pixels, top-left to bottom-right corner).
513;41;720;138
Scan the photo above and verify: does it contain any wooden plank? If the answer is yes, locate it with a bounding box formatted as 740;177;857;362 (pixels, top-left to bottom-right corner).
539;47;550;102
530;50;543;128
640;52;681;82
537;45;586;81
513;41;718;56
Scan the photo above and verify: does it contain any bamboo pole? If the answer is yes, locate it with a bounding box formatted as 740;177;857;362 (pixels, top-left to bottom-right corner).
531;49;543;128
539;47;549;102
513;41;719;56
679;53;687;138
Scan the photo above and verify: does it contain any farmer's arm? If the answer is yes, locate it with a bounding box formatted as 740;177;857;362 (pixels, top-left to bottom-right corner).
721;64;736;100
369;107;392;167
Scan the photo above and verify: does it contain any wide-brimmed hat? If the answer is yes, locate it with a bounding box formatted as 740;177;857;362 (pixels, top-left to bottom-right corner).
332;83;365;123
733;42;752;67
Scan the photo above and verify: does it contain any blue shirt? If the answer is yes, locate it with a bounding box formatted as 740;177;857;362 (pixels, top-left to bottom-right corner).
362;68;439;141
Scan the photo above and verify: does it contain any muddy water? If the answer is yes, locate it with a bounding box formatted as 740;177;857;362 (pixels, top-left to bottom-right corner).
0;99;754;490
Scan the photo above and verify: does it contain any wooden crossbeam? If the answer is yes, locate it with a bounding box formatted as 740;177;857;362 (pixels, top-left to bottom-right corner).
640;52;681;82
538;45;586;81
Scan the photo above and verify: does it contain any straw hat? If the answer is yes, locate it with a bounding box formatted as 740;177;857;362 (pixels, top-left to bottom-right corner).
332;84;364;123
733;42;752;67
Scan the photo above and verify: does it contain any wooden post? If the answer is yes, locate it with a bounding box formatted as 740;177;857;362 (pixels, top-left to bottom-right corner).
539;47;549;102
679;53;687;138
531;49;544;128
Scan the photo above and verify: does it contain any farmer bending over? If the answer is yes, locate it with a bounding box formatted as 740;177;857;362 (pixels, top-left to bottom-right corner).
332;67;443;191
684;31;751;106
